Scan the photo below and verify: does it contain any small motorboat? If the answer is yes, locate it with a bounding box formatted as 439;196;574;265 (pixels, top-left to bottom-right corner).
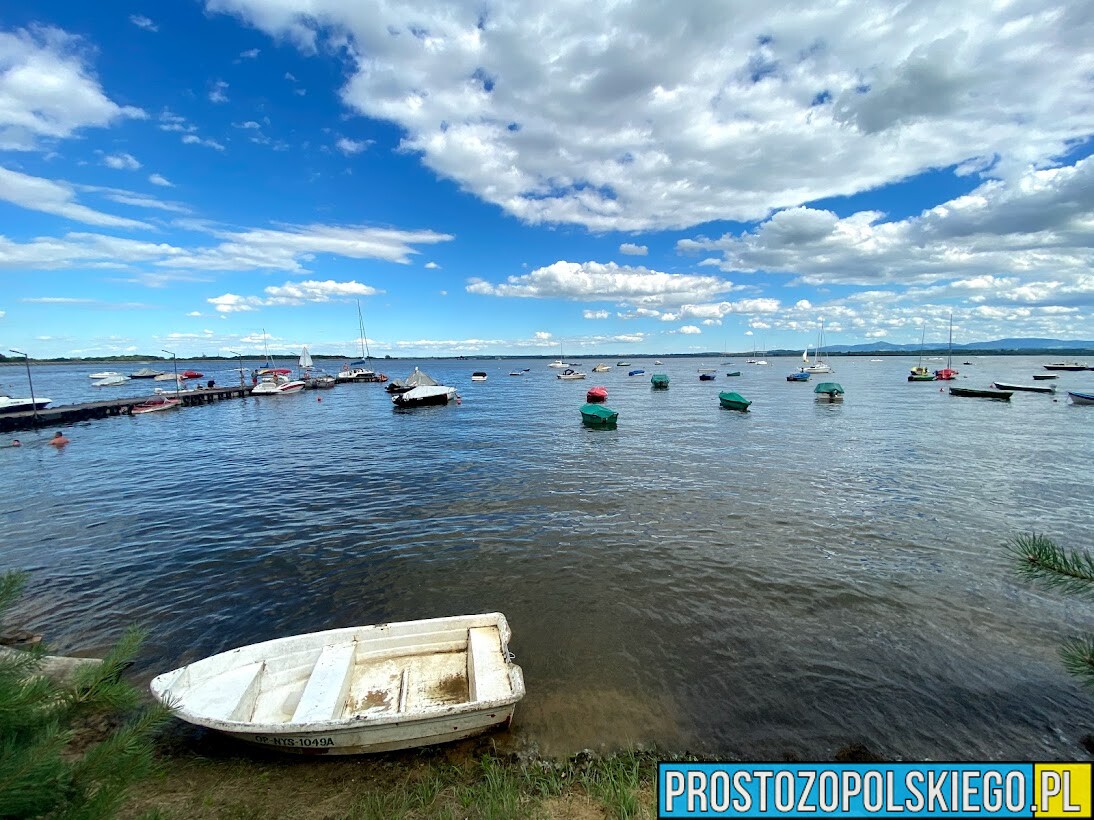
1032;373;1059;380
150;613;524;755
586;386;608;403
89;371;121;379
0;394;52;414
1044;362;1088;371
92;375;129;387
182;370;204;380
1067;391;1094;405
908;366;935;382
154;373;184;382
471;372;488;382
725;371;741;377
336;363;388;382
252;373;307;395
698;373;715;381
392;385;458;407
718;391;751;411
628;369;645;377
615;362;631;367
557;369;586;380
130;367;165;379
814;382;845;402
697;367;716;374
991;381;1055;394
580;402;618;427
306;374;337;389
508;371;523;376
786;372;810;382
949;387;1012;400
592;364;611;372
131;397;181;414
650;374;669;389
654;360;663;365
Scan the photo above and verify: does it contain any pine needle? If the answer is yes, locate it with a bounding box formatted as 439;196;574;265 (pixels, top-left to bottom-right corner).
1009;532;1094;597
1061;637;1094;690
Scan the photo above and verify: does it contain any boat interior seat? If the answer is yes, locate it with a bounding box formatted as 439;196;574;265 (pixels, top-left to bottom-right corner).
188;661;265;722
291;642;358;724
466;626;510;702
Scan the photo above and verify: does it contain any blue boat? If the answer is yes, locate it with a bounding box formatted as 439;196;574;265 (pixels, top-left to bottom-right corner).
628;369;645;376
786;372;810;382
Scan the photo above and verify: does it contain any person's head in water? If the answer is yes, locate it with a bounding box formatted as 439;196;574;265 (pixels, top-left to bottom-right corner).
10;439;20;447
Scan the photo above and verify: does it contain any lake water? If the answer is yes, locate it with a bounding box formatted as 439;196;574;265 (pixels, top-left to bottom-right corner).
2;355;1093;760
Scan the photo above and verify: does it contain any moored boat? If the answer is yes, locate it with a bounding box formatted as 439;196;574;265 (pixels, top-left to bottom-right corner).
130;367;164;379
149;613;524;755
814;382;845;402
131;396;181;414
949;387;1012;400
698;373;716;381
182;370;204;380
650;374;669;389
89;371;121;379
1044;362;1088;371
471;372;488;382
0;394;52;414
1067;391;1094;405
556;369;586;380
586;386;608;403
1032;373;1059;380
387;367;438;394
725;371;741;377
580;402;618;427
718;391;751;411
908;366;935;382
615;362;631;367
786;372;809;382
252;371;307;395
933;313;958;380
990;381;1056;394
627;369;645;377
392;385;458;407
92;375;129;387
591;364;611;373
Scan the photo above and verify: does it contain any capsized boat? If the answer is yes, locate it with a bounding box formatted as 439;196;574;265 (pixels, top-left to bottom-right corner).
949;387;1012;400
131;396;181;414
718;391;751;411
0;394;52;414
130;367;165;379
650;374;669;389
580;402;618;427
392;385;458;407
990;381;1056;394
1068;391;1094;405
586;386;608;403
814;382;845;402
556;369;586;380
149;613;524;755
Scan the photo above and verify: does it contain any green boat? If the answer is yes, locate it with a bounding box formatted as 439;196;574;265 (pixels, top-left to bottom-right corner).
580;402;618;426
718;391;751;411
725;371;741;377
651;374;670;389
814;382;845;401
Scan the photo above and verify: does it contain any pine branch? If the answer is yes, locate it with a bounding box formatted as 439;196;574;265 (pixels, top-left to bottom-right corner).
1009;533;1094;597
1060;636;1094;690
0;571;27;620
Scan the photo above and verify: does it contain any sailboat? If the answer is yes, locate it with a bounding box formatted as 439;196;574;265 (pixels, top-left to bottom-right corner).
933;314;959;381
548;343;568;368
801;321;833;373
337;301;387;382
908;325;935;381
299;346;335;389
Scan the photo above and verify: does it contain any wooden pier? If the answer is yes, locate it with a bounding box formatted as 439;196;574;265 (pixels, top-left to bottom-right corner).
0;384;255;433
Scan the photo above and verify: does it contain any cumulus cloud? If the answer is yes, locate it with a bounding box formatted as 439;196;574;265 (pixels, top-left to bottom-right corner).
209;80;229;104
678;325;701;334
239;47;260;58
129;15;158;32
424;261;439;269
335;137;370;155
181;134;226;151
0;166;149;229
207;1;1094;231
0;26;146;150
466;260;732;306
148;173;173;187
102;152;141;170
619;243;648;256
208;279;381;312
583;309;610;319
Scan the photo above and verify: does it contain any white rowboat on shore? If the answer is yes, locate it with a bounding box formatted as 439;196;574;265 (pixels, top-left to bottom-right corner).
150;613;525;755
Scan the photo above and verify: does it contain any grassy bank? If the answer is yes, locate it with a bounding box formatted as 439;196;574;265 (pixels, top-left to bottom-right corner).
122;736;659;820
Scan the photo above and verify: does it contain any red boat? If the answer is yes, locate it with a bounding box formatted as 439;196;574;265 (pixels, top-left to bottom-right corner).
934;368;959;380
181;370;204;379
586;386;608;403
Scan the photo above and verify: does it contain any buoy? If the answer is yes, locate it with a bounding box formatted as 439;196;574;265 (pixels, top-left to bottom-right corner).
317;396;322;402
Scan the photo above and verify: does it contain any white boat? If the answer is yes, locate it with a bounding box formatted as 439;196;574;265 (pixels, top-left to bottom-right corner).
336;302;385;381
150;613;524;755
0;394;51;414
801;321;833;373
471;371;488;382
697;367;716;374
592;364;611;372
89;371;121;379
1068;391;1094;405
654;360;663;365
130;367;165;379
131;396;181;414
615;362;631;367
154;373;184;382
252;372;306;395
556;369;586;380
392;385;458;407
991;381;1056;394
92;375;129;387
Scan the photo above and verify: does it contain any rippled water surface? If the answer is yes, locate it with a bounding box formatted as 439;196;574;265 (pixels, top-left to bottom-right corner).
3;356;1093;759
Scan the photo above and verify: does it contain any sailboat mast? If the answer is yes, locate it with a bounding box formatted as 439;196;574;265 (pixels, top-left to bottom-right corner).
356;300;371;361
262;327;271;367
946;313;953;369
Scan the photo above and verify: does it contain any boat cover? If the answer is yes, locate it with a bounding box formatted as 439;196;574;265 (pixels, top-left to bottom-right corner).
814;382;845;395
580;403;617;421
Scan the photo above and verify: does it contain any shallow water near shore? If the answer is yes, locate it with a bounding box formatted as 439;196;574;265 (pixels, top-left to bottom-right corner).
3;355;1093;759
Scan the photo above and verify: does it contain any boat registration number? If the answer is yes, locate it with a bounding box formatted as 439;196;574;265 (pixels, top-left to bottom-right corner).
253;735;335;748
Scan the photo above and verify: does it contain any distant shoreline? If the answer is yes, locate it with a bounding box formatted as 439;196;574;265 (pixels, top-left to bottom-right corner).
2;348;1093;366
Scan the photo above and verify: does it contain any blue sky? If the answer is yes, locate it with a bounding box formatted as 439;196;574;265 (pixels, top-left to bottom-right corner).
0;1;1091;358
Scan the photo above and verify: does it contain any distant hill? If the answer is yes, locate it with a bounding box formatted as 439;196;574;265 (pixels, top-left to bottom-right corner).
826;338;1094;354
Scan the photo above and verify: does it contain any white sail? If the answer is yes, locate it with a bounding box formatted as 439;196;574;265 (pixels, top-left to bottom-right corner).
299;346;313;368
802;348;809;363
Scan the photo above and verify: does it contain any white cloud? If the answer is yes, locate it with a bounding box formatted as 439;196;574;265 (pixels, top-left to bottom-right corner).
209;279;381;312
102;152;141;170
148;173;173;187
424;261;439;269
209;80;229;104
619;243;648;256
0;166;149;229
583;309;610;319
236;120;261;129
207;1;1094;231
239;48;260;59
129;15;158;32
187;311;203;316
181;134;226;151
678;325;701;334
466;260;732;306
335;137;370;155
0;26;146;151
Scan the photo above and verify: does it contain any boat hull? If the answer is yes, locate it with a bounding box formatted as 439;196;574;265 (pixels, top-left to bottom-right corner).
991;382;1055;394
0;398;52;414
1068;392;1094;405
718;391;751;411
950;387;1012;400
